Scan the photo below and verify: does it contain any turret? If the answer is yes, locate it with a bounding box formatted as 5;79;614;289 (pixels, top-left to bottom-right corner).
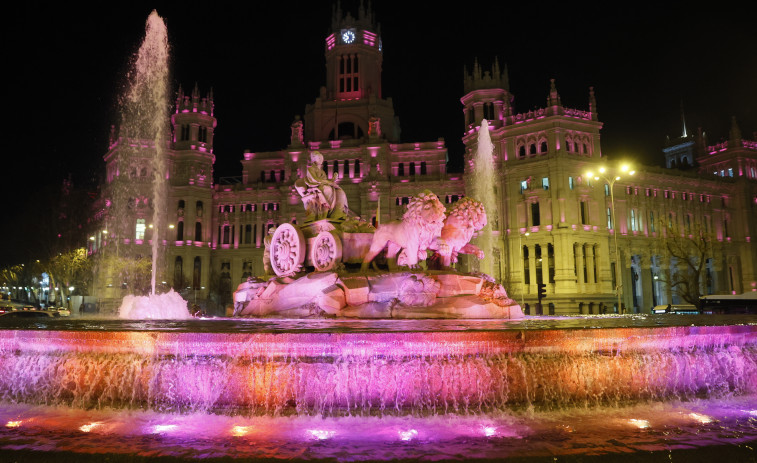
461;57;513;130
171;84;216;153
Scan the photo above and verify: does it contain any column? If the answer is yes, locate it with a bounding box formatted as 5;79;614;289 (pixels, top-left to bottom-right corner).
575;243;585;293
639;253;654;313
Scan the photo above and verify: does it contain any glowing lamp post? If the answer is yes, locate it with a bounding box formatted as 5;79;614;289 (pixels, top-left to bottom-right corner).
585;164;634;314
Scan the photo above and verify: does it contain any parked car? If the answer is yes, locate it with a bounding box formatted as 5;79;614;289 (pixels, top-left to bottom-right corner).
55;307;71;317
21;305;37;311
0;310;59;319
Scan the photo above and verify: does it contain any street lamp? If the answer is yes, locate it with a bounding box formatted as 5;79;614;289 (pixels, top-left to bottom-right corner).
585;164;635;314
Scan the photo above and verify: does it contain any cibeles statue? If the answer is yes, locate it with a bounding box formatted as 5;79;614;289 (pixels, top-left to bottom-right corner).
295;151;350;221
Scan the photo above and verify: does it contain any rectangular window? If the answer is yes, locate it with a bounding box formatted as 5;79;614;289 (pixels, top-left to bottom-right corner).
568;176;574;190
531;202;540;226
607;207;613;230
135;219;146;240
542;177;549;190
580;201;589;225
728;168;734;177
649;211;655;233
630;209;637;232
520;180;528;193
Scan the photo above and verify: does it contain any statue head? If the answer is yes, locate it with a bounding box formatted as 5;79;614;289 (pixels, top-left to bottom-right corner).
310;151;324;166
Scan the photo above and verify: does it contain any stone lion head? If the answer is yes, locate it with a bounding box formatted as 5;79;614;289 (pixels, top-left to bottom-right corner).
448;197;487;231
403;190;446;235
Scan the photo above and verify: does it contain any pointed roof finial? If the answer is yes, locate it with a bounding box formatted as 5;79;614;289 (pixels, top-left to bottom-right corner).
680;100;688;138
547;78;561;107
729;116;742;144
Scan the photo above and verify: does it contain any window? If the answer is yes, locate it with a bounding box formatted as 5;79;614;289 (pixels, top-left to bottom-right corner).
649;211;655;233
176;221;184;241
607;207;613;230
580;201;589;225
244;224;252;244
605;184;610;196
540;141;548;153
630;209;637;232
398;163;404;176
135;218;146;240
542;177;549;190
338;54;359;95
195;222;202;241
568;176;574;190
409;162;416;176
531;202;540;226
728;168;734;177
520;180;528;193
420;161;427;175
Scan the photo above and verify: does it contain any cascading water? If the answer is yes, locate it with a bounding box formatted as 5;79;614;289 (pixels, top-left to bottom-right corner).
471;119;497;276
0;319;755;460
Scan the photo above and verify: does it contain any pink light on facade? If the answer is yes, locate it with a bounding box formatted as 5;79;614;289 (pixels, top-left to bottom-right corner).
325;33;335;50
363;31;377;47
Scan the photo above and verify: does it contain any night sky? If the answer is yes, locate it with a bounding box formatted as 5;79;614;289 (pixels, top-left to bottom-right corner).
3;1;756;265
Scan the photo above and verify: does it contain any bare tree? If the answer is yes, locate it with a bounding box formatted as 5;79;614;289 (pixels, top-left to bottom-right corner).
658;219;712;309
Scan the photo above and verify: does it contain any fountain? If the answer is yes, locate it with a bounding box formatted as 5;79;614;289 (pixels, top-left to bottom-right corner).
112;11;190;320
0;11;755;463
470;119;497;277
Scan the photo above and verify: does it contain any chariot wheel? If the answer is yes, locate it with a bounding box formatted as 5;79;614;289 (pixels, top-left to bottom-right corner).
310;231;342;272
270;223;306;276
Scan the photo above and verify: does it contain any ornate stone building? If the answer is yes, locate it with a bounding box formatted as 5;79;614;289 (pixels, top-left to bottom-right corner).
94;6;463;310
93;6;756;315
461;61;757;314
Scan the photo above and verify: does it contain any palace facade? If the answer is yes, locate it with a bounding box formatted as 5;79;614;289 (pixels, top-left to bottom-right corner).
92;6;757;315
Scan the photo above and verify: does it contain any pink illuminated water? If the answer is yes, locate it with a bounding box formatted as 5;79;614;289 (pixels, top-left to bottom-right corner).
0;319;755;460
118;289;191;319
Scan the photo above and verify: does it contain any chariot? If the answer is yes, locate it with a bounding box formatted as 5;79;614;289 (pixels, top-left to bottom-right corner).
268;219;374;276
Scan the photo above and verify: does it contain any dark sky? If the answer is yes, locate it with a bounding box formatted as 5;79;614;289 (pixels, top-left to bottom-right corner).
3;1;756;264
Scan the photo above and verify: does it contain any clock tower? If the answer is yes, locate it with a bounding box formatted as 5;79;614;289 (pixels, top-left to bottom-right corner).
304;3;399;142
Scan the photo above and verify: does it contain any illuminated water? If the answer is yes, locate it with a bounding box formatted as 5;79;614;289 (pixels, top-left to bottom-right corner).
471;118;496;276
0;315;755;461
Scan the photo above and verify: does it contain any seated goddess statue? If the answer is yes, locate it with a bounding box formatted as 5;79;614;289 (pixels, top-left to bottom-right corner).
294;151;349;221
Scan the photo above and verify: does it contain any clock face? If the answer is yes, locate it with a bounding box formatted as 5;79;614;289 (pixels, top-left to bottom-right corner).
342;30;355;44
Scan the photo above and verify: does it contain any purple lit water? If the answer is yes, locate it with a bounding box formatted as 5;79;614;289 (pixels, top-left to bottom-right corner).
0;315;755;460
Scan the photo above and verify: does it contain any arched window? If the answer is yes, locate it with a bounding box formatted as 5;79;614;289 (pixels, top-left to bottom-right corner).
540;141;548;153
529;143;537;155
519;145;526;158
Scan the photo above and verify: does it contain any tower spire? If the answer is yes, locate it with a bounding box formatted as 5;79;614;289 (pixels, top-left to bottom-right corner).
589;86;597;120
680;100;688;138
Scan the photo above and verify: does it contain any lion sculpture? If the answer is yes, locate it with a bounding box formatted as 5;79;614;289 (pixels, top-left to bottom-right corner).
429;197;487;268
361;190;446;271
